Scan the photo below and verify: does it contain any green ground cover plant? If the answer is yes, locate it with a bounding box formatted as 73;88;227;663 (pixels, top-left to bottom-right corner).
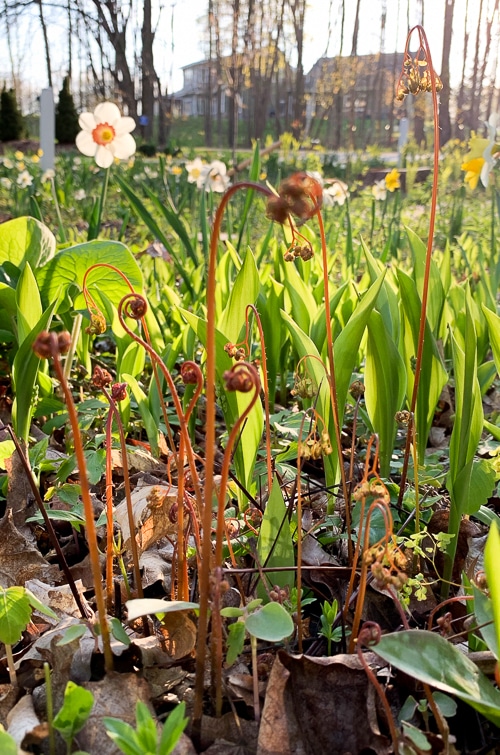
1;24;500;754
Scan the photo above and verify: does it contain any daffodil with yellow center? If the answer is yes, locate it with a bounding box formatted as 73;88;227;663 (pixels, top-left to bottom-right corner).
385;168;401;192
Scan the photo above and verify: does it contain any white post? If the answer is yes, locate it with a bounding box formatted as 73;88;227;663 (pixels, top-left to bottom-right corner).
397;116;409;168
40;88;55;171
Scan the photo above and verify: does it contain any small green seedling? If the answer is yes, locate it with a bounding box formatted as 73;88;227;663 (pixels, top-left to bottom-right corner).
52;681;94;754
0;586;57;685
318;598;346;655
103;700;188;755
221;598;294;720
0;725;17;755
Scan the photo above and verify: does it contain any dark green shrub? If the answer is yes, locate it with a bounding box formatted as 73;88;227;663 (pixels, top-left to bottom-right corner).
137;143;157;157
0;87;24;141
55;77;80;144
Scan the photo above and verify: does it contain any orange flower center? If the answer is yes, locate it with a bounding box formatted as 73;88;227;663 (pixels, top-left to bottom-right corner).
92;122;116;146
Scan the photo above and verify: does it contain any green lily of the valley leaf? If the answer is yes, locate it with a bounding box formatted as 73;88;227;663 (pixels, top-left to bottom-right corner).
375;630;500;728
244;601;294;642
256;475;294;598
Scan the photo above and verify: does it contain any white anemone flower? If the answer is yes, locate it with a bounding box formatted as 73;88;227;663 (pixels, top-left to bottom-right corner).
16;170;33;188
0;177;12;190
199;160;230;192
481;112;500;188
322;179;349;207
76;102;136;169
371;179;387;201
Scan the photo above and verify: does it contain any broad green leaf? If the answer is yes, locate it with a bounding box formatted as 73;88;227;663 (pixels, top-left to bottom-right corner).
25;588;58;620
361;238;399;340
36;240;143;314
158;702;188;755
122;373;159;458
375;630;500;728
11;297;59;443
0;586;32;645
113;174;194;296
0;727;17;755
180;309;263;501
472;583;498;659
397;270;448;463
462;459;496;515
484;522;500;662
482;305;500;376
0;216;56;270
281;255;318;334
446;287;483;583
226;621;246;666
53;682;94;742
364;310;406;476
110;617;132;646
16;263;42;346
125;598;199;621
0;441;15;470
256;475;295;599
245;601;294;642
406;226;445;336
84;449;107;486
219;248;260;342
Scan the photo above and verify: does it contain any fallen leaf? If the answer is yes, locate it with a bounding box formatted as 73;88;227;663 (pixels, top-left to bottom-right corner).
0;510;60;588
157;611;197;659
257;650;391;755
114;484;178;556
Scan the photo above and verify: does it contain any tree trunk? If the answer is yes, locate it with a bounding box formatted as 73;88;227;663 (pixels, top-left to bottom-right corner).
36;0;53;87
141;0;155;140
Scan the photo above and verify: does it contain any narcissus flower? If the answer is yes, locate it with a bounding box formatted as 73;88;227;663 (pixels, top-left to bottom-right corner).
185;157;205;184
76;102;136;169
461;114;500;189
322;179;349;207
371;179;387;201
385;169;401;192
16;170;33;188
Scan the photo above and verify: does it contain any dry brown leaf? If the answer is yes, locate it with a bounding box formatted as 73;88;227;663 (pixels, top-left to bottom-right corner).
25;578;89;622
257;650;391;755
157;610;197;660
110;447;167;475
6;694;42;748
0;684;19;728
114;484;178;556
76;672;153;754
0;510;60;588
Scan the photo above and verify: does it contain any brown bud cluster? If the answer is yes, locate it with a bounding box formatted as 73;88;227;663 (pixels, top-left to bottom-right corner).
283;242;314;263
125;295;148;319
111;382;128;401
92;365;113;388
223;364;255;393
349;380;365;400
33;331;71;359
291;375;316;399
224;342;246;360
266;172;323;225
180;361;200;385
396;52;443;101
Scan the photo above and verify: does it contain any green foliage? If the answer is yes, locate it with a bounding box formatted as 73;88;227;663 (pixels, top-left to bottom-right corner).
53;681;94;745
256;475;294;598
0;87;24;141
55;76;80;144
0;586;57;645
375;629;500;728
103;701;188;755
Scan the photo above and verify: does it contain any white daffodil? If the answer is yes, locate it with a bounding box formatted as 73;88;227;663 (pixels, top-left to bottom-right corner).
41;169;55;183
199;160;230;193
371;179;387;201
16;170;33;188
322;179;349;207
0;177;12;190
76;102;136;169
185;157;205;184
2;158;13;170
74;189;86;201
481;113;500;188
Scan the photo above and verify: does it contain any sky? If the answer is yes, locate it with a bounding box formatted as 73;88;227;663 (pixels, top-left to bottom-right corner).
0;0;491;102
